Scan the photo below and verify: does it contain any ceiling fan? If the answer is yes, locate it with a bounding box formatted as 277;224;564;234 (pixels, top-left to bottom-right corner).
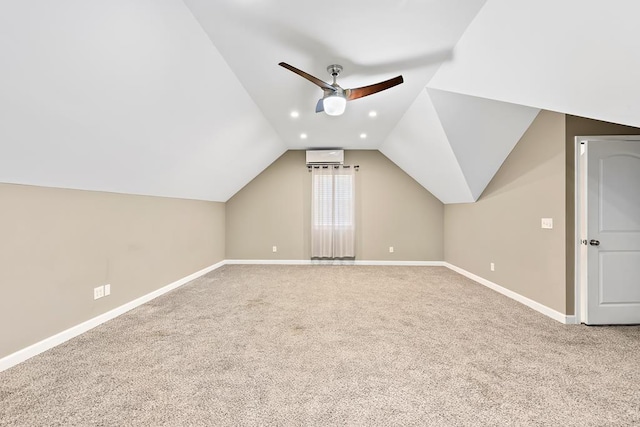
279;62;404;116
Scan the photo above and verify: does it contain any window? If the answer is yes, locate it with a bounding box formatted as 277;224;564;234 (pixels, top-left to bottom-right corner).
313;173;353;228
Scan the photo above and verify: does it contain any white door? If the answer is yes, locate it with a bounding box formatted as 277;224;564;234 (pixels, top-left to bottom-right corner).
585;139;640;324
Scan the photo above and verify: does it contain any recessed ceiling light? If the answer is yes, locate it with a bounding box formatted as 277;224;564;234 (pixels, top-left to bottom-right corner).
360;133;367;139
300;133;307;139
368;111;377;118
290;111;299;118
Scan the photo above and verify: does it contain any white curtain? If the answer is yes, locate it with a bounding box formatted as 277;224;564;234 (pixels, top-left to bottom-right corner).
311;165;355;259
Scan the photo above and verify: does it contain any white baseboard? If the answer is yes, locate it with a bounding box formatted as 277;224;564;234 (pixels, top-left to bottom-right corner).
354;260;445;266
0;260;226;373
443;262;576;324
225;259;311;265
225;259;446;266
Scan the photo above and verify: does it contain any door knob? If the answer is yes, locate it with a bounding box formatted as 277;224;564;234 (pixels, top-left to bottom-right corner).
589;239;600;246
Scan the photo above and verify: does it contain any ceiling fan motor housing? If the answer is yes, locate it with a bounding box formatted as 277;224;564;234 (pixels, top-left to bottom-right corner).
327;64;343;77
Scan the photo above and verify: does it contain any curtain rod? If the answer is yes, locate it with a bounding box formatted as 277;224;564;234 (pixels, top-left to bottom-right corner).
307;165;359;171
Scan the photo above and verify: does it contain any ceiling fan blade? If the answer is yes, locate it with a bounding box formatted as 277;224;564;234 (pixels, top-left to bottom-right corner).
279;62;335;91
315;98;324;113
346;75;404;101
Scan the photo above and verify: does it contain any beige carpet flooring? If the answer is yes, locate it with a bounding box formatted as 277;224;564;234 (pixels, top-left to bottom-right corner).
1;265;639;426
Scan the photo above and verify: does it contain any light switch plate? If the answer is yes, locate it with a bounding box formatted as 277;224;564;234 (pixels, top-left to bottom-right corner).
541;218;553;229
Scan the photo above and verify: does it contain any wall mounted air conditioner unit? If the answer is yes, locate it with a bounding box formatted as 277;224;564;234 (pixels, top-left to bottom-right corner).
306;149;344;165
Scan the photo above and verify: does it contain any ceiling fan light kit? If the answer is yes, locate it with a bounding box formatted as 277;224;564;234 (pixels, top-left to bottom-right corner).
279;62;403;117
323;94;347;116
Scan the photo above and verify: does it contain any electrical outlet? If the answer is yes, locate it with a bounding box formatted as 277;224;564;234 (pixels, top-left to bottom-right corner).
541;218;553;229
104;284;111;296
272;246;277;253
490;263;495;272
94;286;104;300
389;246;394;253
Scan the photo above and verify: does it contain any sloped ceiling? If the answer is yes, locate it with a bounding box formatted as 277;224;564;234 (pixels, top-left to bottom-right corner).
1;0;638;203
428;89;540;200
429;0;640;129
0;0;285;201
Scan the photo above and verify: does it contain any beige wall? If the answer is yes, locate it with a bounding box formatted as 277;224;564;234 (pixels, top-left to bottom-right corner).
445;111;568;313
226;150;444;261
564;115;640;313
0;184;225;358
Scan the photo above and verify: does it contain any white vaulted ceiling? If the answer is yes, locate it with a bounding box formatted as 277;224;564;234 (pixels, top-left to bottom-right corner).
1;0;639;203
0;0;285;201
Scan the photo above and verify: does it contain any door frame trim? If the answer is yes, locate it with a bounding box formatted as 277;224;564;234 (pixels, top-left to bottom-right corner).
574;135;640;324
